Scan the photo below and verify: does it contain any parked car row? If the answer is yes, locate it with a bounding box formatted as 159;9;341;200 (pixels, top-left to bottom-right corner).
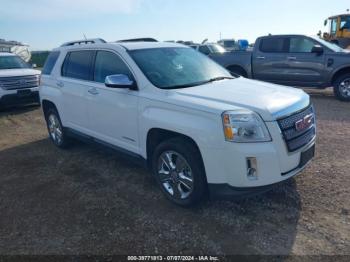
37;38;316;206
210;34;350;101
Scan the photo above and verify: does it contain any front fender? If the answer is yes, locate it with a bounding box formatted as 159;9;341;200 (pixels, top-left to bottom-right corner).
138;104;224;158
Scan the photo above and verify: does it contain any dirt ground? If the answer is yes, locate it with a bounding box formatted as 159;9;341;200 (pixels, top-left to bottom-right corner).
0;88;349;256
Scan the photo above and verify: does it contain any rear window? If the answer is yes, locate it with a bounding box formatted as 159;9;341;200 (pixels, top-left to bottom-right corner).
42;51;60;75
260;38;286;53
62;50;94;81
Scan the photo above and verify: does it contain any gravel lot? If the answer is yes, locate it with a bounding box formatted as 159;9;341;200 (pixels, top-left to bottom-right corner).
0;88;349;256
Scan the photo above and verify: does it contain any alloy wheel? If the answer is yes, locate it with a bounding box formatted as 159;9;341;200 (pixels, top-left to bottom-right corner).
157;151;194;199
48;114;63;145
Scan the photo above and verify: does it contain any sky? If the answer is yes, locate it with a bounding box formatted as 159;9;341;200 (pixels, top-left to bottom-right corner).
0;0;349;50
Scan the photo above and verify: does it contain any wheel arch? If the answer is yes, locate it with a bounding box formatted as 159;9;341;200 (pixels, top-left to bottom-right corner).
331;66;350;85
226;65;248;77
146;128;206;174
42;99;58;118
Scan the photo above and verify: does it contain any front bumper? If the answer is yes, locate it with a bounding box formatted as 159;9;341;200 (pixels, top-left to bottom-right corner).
201;119;316;195
208;142;315;199
0;88;40;108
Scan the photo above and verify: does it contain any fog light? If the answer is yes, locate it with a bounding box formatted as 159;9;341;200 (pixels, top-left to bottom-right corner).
247;157;258;180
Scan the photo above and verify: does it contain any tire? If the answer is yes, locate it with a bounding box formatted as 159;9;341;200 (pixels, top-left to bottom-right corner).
44;107;70;148
151;137;207;206
333;73;350;102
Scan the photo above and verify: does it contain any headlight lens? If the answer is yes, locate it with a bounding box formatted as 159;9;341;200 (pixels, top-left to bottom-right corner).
222;110;271;142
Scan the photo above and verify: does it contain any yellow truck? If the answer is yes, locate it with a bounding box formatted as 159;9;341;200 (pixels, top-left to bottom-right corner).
322;14;350;49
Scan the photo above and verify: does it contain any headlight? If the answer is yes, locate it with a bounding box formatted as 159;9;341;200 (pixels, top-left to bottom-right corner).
222;110;271;142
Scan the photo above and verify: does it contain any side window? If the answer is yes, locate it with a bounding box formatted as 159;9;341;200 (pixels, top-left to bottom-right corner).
289;37;315;53
330;18;338;35
259;38;286;53
93;51;133;83
340;16;350;30
198;45;211;55
42;51;60;75
62;50;94;81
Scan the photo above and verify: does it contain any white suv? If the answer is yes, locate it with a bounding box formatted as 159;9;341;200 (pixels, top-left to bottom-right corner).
0;52;41;109
40;38;316;206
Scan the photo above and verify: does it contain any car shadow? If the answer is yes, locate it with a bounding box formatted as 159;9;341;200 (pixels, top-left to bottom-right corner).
0;138;300;256
0;104;40;117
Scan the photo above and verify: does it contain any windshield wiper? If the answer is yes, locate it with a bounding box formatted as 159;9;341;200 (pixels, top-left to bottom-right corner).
207;76;234;83
162;80;209;89
162;76;234;90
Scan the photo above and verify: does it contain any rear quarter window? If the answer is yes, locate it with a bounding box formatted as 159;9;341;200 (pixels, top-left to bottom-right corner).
42;51;60;75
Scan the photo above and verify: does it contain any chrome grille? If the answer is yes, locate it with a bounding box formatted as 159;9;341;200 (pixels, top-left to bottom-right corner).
278;105;316;152
0;75;40;90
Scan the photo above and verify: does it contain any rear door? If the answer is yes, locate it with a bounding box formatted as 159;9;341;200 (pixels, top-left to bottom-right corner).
283;36;327;86
252;37;289;82
58;50;94;132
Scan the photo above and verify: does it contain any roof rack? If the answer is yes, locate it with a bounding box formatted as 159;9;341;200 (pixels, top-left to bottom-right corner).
60;38;106;47
117;38;158;43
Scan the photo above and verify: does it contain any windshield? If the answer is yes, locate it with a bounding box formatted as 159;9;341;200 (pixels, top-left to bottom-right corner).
0;56;30;69
209;44;226;53
310;36;345;52
129;47;232;89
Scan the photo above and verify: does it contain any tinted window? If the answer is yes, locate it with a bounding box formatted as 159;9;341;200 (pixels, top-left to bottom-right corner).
198;45;211;55
93;51;132;83
289;37;315;53
340;16;350;30
62;50;94;80
260;38;286;53
42;51;60;75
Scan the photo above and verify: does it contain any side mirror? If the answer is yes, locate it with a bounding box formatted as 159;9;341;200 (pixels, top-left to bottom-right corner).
311;45;324;55
105;74;137;89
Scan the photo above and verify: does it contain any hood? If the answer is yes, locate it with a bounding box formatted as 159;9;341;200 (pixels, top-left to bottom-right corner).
172;77;310;121
0;68;41;77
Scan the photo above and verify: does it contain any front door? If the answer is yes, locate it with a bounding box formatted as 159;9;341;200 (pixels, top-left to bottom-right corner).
86;50;139;154
283;36;327;86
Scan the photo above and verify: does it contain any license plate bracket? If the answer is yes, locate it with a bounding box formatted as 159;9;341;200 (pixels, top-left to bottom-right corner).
299;144;315;168
17;89;32;97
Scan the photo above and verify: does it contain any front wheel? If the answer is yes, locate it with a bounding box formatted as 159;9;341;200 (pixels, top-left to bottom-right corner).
333;73;350;102
152;138;207;206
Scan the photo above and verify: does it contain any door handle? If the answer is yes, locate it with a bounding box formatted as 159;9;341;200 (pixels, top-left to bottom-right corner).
88;88;99;95
287;56;297;60
56;81;64;88
256;56;265;59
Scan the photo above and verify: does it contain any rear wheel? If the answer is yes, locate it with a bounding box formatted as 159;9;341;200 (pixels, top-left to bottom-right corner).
333;73;350;102
45;107;70;148
152;138;207;206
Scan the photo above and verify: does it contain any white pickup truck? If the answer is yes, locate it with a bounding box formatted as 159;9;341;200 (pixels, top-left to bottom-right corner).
0;52;41;109
40;38;316;206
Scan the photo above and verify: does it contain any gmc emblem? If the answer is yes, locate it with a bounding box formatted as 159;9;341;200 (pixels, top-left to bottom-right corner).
295;114;313;131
